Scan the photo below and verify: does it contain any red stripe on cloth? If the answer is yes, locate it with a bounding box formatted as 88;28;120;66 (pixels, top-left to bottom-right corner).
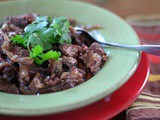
146;54;160;63
137;32;160;41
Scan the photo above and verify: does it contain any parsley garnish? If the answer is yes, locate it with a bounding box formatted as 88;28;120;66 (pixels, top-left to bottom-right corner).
30;45;61;65
11;35;27;47
11;16;71;65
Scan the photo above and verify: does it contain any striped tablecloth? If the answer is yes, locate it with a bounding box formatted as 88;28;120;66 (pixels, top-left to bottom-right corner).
124;15;160;120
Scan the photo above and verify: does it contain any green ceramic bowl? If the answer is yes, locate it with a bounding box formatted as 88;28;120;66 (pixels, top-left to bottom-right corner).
0;0;140;116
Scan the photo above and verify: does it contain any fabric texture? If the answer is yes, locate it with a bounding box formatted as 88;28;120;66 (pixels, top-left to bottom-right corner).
125;15;160;120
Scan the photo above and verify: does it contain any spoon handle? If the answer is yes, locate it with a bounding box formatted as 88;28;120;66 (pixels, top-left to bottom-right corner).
74;27;160;56
102;42;160;56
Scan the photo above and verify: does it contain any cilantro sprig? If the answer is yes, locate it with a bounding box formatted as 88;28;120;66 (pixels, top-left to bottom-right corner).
11;35;27;47
30;45;61;65
11;16;71;65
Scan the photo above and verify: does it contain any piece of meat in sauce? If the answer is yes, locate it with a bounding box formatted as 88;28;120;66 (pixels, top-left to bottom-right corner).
29;73;44;94
0;54;17;82
62;56;77;67
80;42;107;73
19;66;48;94
2;21;23;34
60;66;86;89
59;43;80;57
11;45;29;57
9;45;34;65
0;77;19;94
89;42;107;62
40;67;86;93
5;13;38;29
0;54;18;93
48;59;62;76
0;29;5;54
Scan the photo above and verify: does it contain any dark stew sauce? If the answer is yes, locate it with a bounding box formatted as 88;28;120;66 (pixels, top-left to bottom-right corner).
0;13;107;94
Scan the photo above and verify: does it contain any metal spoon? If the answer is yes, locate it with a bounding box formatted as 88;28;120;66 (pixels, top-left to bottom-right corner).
74;27;160;56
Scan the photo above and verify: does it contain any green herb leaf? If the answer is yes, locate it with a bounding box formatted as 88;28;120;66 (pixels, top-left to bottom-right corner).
60;33;71;44
11;15;71;65
36;16;49;22
24;24;37;34
30;45;61;65
31;44;44;56
11;35;27;47
41;50;61;61
36;21;48;31
43;28;54;37
28;33;43;47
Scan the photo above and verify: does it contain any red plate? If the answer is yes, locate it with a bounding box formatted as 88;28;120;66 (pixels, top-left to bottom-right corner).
0;53;149;120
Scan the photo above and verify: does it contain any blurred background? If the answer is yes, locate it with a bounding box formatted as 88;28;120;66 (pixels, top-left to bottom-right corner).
1;0;160;19
80;0;160;18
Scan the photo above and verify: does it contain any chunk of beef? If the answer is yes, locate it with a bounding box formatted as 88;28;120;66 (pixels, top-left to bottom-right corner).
89;42;107;62
62;56;77;67
80;42;107;73
60;72;70;80
18;65;29;82
11;55;34;65
1;30;10;54
59;43;80;57
80;51;102;73
20;73;44;95
48;59;62;75
0;32;16;62
22;72;60;94
0;78;19;94
2;43;33;66
2;21;23;34
19;82;30;94
43;73;61;86
1;33;33;66
28;66;48;80
70;67;86;79
18;65;46;94
40;67;86;93
0;61;10;74
77;58;90;72
5;13;38;28
0;54;10;72
39;74;61;94
80;44;88;54
0;54;17;82
11;45;29;57
1;36;32;66
2;66;17;81
60;67;86;89
29;73;44;94
0;29;4;53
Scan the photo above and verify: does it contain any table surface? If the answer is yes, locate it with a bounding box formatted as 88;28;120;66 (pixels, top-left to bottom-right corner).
0;0;160;18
